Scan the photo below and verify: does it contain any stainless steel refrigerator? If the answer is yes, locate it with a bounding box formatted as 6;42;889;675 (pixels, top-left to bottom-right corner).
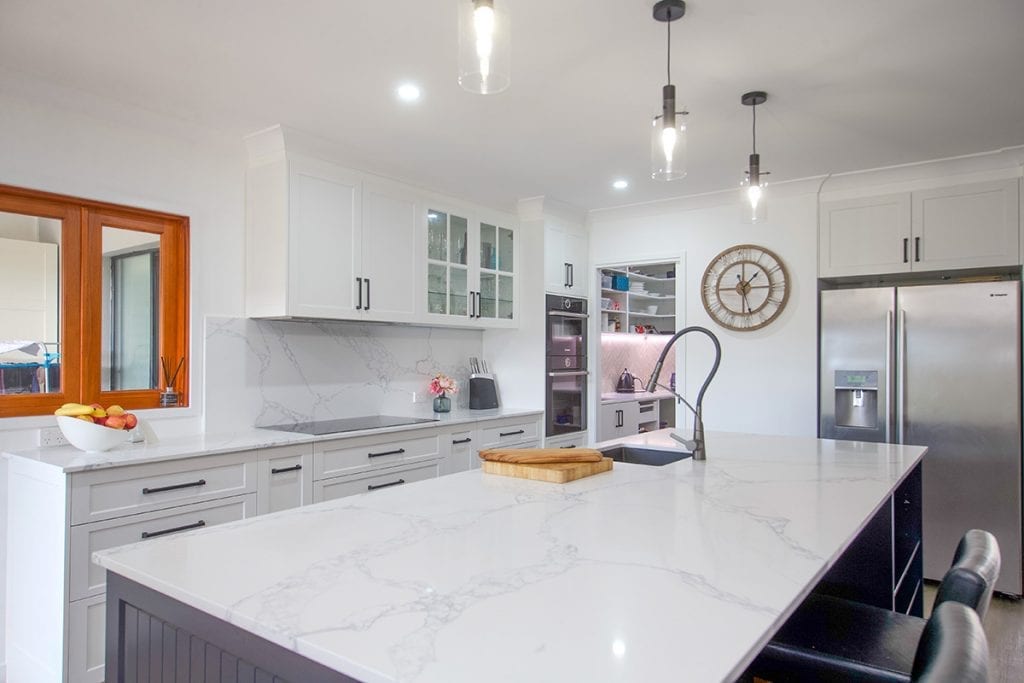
820;280;1022;595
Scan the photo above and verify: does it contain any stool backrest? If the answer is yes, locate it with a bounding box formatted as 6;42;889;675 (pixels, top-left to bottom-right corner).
934;529;1000;620
911;601;989;683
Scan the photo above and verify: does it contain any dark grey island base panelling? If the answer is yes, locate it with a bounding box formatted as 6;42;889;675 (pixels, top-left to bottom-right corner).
105;573;359;683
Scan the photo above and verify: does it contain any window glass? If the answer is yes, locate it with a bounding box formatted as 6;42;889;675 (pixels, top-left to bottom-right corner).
0;210;62;395
101;226;160;391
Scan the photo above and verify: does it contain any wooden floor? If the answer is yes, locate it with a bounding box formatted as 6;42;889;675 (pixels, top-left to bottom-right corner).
923;583;1024;683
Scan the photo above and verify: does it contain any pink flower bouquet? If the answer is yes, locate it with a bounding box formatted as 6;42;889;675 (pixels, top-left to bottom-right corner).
428;373;458;397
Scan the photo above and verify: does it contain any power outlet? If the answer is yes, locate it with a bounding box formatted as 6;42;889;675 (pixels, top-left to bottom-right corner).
39;426;69;447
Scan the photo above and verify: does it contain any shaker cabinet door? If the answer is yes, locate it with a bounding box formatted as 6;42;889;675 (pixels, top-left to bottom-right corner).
288;158;362;317
362;180;419;322
819;193;912;277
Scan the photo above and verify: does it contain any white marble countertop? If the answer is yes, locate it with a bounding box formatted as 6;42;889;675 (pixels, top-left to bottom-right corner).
600;389;677;404
95;429;926;683
1;407;543;473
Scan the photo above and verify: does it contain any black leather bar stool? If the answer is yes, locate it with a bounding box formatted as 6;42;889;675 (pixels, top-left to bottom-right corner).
746;529;999;682
911;602;989;683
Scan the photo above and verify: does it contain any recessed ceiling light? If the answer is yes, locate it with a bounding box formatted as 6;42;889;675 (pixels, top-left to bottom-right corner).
612;179;629;190
396;83;422;102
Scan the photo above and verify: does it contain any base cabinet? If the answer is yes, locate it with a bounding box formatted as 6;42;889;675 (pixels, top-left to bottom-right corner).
599;402;640;442
313;460;441;503
257;444;313;515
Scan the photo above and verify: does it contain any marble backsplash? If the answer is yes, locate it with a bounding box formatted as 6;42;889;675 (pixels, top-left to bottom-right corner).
204;317;482;430
600;333;677;393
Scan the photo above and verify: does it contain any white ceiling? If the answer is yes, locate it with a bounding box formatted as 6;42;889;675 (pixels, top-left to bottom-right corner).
2;0;1023;212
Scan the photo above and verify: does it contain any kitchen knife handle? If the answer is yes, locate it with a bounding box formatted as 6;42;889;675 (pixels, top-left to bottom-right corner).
356;277;363;310
368;479;405;491
368;448;406;458
902;238;909;264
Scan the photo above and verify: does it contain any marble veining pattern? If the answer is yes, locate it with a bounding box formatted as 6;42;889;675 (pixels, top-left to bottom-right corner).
204;316;484;431
95;431;927;683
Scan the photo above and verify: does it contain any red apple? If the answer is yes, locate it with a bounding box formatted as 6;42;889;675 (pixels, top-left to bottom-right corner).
94;416;109;427
124;413;138;430
105;415;127;430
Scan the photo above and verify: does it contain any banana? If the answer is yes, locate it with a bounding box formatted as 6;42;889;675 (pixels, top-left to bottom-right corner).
55;404;94;416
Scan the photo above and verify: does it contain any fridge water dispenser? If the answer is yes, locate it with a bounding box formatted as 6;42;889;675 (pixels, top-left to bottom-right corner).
834;370;879;429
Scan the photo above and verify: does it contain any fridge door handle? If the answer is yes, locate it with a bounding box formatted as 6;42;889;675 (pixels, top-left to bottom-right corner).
898;309;907;444
885;309;893;443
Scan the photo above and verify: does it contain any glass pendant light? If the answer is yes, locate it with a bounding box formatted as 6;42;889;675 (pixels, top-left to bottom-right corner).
651;0;688;181
741;91;769;223
458;0;510;95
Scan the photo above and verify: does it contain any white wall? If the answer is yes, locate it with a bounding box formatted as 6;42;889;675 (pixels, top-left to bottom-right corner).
589;188;822;438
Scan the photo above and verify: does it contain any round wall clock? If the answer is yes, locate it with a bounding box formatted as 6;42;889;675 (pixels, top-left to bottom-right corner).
700;244;789;331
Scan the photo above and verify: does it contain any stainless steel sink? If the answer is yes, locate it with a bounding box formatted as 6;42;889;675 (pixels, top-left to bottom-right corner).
598;445;693;466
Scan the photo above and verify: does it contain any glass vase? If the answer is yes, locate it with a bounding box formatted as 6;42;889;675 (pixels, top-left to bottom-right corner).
432;393;451;413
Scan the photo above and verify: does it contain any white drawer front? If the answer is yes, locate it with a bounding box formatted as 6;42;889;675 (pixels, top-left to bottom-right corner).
71;451;258;525
69;494;256;601
314;461;440;503
258;444;313;515
68;593;106;683
478;420;540;448
314;434;441;480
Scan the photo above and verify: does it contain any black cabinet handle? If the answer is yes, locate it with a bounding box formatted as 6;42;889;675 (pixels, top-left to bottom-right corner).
271;464;302;474
356;277;363;310
142;479;207;495
368;448;405;458
616;410;623;428
141;519;206;539
452;437;473;444
471;291;478;318
368;479;405;491
365;278;371;310
499;429;526;437
564;262;571;288
560;444;577;449
914;237;920;262
569;263;574;288
903;238;909;264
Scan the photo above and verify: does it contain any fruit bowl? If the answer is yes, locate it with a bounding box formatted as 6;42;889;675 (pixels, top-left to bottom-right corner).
56;415;130;452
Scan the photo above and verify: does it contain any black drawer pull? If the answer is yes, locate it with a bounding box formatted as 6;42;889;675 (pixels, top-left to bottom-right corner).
499;430;526;437
368;448;406;458
903;237;909;263
271;464;302;474
452;438;473;444
914;236;921;262
142;479;207;495
141;519;206;539
367;479;405;491
559;444;577;449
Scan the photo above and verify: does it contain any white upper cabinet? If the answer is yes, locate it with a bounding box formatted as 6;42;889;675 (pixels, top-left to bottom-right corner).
820;179;1021;277
245;127;516;326
422;204;518;328
819;193;912;278
361;179;418;322
911;179;1019;271
545;224;588;295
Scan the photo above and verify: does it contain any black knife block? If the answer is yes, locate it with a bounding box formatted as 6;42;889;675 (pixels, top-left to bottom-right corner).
469;373;499;410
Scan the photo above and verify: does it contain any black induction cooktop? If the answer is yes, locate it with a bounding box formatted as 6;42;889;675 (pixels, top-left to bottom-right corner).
259;415;439;435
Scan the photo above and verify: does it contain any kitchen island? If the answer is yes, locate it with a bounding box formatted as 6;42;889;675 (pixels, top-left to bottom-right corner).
95;430;926;682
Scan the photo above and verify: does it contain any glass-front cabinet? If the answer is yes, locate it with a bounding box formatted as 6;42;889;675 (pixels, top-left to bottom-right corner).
424;207;516;327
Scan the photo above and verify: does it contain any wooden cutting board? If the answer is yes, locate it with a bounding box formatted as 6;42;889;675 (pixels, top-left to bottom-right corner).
482;456;613;483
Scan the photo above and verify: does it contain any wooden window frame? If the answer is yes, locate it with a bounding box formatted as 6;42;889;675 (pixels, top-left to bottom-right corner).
0;184;189;416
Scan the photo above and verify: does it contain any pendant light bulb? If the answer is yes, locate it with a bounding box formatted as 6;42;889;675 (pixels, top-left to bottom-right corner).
740;91;769;223
458;0;510;95
650;1;688;181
